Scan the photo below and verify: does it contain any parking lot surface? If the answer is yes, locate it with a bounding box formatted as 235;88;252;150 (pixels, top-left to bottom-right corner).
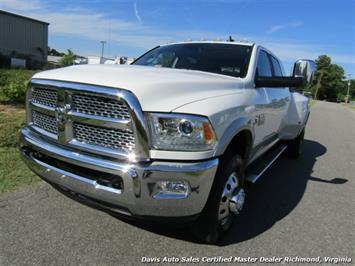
1;101;354;265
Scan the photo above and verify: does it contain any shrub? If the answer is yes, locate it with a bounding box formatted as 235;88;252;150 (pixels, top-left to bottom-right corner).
0;69;38;103
0;105;26;147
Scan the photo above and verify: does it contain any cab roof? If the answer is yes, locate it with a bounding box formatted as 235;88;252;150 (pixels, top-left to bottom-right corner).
161;40;255;47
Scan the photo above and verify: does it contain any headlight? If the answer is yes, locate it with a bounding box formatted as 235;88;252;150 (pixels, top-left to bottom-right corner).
147;113;217;151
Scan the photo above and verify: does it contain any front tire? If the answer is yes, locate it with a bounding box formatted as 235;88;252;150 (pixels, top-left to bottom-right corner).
191;153;246;243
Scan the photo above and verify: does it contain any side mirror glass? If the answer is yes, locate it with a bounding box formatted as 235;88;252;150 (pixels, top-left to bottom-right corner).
292;59;316;91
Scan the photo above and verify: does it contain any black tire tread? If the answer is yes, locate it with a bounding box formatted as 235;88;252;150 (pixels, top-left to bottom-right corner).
190;153;245;243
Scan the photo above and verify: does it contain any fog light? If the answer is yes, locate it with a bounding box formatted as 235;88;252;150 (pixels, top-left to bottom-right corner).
154;181;190;199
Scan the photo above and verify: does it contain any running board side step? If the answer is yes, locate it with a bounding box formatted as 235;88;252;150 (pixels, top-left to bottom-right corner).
246;145;287;183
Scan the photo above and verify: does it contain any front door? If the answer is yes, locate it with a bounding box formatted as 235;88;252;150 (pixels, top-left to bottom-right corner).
252;50;290;158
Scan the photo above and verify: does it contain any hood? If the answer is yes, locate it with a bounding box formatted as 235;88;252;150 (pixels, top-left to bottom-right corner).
33;64;245;112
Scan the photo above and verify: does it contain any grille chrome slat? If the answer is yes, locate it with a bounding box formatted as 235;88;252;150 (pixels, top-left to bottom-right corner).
32;110;58;135
68;111;131;130
73;122;135;152
72;93;130;120
30;101;55;116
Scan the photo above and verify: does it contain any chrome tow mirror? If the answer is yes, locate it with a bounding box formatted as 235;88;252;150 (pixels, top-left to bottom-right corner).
292;59;316;91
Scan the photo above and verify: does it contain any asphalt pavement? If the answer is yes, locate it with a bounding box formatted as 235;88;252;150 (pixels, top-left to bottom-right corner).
1;101;354;265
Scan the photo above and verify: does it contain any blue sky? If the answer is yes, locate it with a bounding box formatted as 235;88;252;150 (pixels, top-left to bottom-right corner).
1;0;354;76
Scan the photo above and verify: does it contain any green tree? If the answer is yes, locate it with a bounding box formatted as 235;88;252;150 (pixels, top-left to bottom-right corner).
312;55;346;101
59;49;74;66
48;47;65;57
349;79;355;101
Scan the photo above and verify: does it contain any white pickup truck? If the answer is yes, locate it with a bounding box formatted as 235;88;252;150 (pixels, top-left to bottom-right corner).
20;41;315;243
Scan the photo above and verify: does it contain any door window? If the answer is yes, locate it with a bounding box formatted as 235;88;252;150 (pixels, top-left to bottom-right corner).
270;56;283;77
256;50;272;77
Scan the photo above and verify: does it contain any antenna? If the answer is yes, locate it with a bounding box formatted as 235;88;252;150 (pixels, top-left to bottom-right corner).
228;36;235;42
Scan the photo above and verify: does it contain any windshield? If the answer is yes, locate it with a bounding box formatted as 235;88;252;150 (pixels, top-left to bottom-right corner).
133;43;252;78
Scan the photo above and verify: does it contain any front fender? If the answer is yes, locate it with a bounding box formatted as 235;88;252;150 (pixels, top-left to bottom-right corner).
172;91;257;160
213;116;254;157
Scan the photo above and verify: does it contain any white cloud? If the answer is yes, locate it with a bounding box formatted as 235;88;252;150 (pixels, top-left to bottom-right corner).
24;10;175;50
263;41;355;65
266;21;303;34
1;0;353;68
15;6;219;50
133;2;142;24
0;0;44;11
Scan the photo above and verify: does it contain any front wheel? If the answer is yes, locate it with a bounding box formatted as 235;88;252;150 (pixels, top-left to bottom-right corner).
191;153;246;243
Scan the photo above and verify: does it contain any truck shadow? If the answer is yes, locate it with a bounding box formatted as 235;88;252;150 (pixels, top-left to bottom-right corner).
112;139;348;245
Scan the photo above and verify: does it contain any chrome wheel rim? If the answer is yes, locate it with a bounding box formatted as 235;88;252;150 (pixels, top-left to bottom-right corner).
218;172;245;225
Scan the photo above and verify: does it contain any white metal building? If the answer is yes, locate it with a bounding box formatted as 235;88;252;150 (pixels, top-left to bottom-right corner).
0;10;49;66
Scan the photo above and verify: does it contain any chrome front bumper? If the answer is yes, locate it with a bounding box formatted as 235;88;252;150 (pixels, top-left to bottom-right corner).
20;127;218;217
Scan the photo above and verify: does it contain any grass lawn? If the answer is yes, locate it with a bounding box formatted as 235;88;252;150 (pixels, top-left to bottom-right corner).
309;99;317;107
339;103;355;111
346;104;355;110
0;104;40;195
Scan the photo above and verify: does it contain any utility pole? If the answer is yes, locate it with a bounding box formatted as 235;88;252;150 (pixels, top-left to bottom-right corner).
100;41;106;58
346;74;351;104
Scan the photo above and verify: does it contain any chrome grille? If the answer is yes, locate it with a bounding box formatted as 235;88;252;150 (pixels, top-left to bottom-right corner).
32;110;58;135
32;87;57;108
72;93;130;120
73;123;135;152
27;80;148;160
